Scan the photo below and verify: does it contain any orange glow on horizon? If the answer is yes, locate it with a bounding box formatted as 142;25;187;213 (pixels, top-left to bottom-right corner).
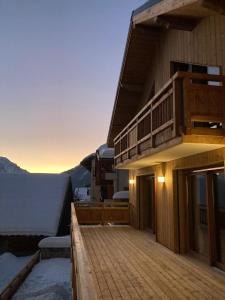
25;164;76;174
0;148;92;174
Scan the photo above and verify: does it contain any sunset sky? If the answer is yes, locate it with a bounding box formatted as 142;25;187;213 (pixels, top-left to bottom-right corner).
0;0;144;173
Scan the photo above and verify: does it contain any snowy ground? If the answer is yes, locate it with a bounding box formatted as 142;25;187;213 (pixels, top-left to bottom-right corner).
12;258;72;300
0;252;32;293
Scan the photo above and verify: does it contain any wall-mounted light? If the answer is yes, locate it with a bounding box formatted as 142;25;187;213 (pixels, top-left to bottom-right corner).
129;179;135;185
158;176;165;183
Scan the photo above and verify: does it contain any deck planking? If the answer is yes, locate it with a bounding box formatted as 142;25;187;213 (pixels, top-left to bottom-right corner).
80;226;225;300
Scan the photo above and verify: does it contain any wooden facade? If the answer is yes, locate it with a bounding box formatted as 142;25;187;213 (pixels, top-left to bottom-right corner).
107;0;225;270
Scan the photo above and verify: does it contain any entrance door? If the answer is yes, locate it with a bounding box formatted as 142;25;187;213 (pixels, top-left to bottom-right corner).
139;175;155;233
188;167;225;269
189;174;209;259
213;173;225;268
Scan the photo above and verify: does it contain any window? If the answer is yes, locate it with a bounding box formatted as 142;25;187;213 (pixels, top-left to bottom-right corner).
171;61;220;85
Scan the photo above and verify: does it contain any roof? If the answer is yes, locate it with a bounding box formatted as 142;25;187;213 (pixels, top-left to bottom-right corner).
133;0;162;16
97;144;115;159
0;174;70;236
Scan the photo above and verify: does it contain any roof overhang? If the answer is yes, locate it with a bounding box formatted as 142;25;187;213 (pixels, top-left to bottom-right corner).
107;22;161;146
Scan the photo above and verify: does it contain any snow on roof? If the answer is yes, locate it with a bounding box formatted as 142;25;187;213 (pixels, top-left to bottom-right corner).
0;174;70;236
113;191;129;200
38;236;71;248
97;144;115;159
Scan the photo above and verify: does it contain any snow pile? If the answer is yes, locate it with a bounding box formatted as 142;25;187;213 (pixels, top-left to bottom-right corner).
38;236;71;248
0;252;32;293
113;191;129;200
0;174;70;236
0;157;28;174
13;258;71;300
97;144;115;159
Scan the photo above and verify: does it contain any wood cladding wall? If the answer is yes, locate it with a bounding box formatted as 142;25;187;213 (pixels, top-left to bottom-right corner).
142;15;225;98
127;14;225;252
129;147;225;252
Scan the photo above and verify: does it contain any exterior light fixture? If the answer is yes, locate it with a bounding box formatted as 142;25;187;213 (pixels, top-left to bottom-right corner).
158;176;165;183
129;179;135;185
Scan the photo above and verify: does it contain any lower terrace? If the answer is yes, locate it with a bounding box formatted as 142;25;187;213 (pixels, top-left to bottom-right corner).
71;204;225;300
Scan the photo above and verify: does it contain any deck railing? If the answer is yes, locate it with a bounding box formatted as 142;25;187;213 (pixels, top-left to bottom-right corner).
74;201;130;225
71;203;98;300
114;71;225;166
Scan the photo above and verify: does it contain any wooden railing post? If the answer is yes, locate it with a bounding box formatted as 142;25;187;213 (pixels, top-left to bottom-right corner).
182;77;192;135
173;78;183;137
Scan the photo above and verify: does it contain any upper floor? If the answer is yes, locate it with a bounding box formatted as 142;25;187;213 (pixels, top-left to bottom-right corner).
107;0;225;169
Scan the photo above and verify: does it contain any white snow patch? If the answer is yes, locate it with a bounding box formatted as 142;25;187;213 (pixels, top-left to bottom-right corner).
113;191;129;200
12;258;71;300
97;144;115;159
0;174;70;236
38;236;71;248
0;252;32;293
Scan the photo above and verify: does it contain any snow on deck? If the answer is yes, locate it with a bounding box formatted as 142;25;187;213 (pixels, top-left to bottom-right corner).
0;174;70;236
0;252;32;293
12;258;71;300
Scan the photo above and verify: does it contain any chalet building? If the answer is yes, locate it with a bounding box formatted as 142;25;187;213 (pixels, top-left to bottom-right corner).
89;144;128;201
107;0;225;270
0;174;73;254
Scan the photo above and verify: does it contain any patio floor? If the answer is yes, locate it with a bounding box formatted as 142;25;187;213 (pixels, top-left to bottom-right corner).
81;226;225;300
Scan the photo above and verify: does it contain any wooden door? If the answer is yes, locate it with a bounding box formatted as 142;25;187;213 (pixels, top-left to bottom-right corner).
138;175;155;234
213;172;225;270
189;174;210;260
187;167;225;269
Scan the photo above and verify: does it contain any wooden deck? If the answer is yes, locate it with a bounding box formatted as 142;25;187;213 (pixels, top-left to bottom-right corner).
81;226;225;300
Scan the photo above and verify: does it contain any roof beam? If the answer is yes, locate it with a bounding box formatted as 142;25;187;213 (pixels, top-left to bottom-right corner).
153;15;201;31
133;0;199;25
200;0;225;14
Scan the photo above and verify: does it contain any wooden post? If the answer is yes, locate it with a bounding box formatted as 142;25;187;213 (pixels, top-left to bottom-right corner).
182;77;192;135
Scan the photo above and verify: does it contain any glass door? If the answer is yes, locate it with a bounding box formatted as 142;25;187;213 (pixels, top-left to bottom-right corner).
188;167;225;269
189;174;209;259
213;173;225;267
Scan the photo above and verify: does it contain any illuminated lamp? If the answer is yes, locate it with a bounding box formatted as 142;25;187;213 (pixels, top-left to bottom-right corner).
158;176;165;183
129;179;135;185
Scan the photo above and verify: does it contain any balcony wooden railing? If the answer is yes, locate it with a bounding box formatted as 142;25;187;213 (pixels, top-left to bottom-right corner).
71;204;98;300
114;71;225;165
74;201;130;225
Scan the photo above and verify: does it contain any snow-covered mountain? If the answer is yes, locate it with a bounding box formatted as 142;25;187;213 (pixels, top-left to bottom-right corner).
63;165;91;189
0;157;28;174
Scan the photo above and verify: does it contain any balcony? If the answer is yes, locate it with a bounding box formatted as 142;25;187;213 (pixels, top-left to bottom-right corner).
71;204;225;300
114;71;225;168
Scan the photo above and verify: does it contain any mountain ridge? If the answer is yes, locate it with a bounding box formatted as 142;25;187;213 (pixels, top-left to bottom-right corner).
0;157;28;174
